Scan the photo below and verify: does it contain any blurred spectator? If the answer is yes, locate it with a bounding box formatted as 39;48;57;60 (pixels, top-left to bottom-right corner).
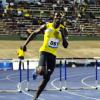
52;3;57;11
0;1;4;18
79;3;88;18
46;0;56;3
9;2;14;8
32;17;39;25
2;0;6;8
0;1;3;9
17;7;23;17
17;46;25;70
48;13;53;22
23;9;31;19
63;0;69;4
41;0;46;3
17;20;25;28
88;0;96;4
96;0;100;5
38;18;45;25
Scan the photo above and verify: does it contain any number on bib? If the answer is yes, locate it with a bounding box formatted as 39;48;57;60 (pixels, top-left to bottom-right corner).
48;38;59;48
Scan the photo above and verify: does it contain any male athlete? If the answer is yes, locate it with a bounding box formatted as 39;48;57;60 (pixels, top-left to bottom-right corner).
22;12;68;100
17;46;25;70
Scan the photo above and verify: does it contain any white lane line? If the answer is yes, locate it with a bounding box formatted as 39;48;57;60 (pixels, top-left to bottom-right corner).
81;75;98;88
20;79;45;100
51;74;100;100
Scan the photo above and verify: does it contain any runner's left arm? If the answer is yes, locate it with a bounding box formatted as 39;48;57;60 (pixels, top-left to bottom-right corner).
60;27;68;48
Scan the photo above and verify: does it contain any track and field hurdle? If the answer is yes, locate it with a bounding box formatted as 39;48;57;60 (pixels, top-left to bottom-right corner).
0;59;23;93
59;58;99;91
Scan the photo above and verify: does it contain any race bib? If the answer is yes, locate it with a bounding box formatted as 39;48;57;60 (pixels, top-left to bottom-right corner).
48;38;59;48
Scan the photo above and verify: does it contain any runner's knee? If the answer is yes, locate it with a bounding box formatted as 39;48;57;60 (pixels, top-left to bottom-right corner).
36;66;44;75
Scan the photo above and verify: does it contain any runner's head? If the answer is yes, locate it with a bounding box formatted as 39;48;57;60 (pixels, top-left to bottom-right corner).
53;12;62;28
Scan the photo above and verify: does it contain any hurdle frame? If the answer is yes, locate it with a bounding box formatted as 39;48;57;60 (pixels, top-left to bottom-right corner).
25;59;61;91
0;59;23;93
58;57;100;91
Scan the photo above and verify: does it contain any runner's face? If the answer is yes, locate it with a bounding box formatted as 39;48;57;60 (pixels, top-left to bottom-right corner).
53;16;61;28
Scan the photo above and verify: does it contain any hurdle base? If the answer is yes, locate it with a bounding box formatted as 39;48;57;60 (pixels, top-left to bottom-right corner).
27;88;61;91
96;87;98;90
0;89;20;93
61;86;98;90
